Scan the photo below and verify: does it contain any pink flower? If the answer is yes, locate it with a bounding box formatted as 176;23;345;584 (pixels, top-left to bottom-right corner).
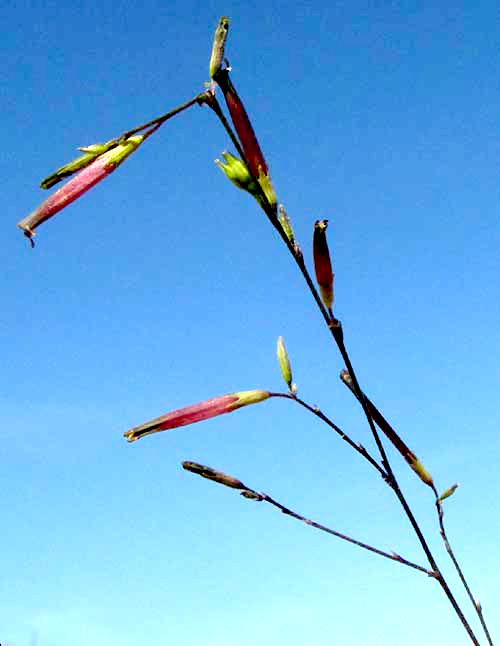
17;135;144;244
124;390;272;443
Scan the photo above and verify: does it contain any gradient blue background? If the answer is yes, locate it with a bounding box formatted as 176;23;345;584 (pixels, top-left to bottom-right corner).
3;1;499;645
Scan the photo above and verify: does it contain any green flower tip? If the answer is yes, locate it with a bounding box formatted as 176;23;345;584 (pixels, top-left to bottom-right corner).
409;458;434;488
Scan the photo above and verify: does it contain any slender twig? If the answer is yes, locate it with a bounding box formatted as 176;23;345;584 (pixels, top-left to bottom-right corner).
260;490;434;576
343;378;494;644
436;499;494;646
182;461;433;576
290;396;387;479
118;92;209;141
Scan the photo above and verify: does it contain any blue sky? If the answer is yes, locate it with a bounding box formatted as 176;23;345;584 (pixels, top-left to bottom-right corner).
2;1;499;645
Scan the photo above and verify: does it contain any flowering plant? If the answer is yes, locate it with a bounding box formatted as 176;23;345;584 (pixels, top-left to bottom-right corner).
17;16;495;646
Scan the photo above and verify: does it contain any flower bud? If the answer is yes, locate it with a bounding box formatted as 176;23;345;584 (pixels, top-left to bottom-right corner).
40;140;119;189
209;16;230;79
182;461;246;489
124;389;272;443
276;336;294;391
437;483;459;503
18;135;144;244
215;70;277;211
313;219;334;310
215;151;256;192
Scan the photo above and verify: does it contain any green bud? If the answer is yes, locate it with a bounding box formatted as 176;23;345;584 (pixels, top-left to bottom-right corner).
77;140;118;154
215;151;257;192
438;483;459;503
277;336;294;392
40;139;119;189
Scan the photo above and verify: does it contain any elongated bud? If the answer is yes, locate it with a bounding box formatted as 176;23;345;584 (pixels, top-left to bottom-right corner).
40;140;119;189
438;483;459;503
18;135;144;244
182;461;246;489
313;219;334;310
209;16;230;79
124;389;272;442
215;70;277;211
340;369;435;488
276;336;295;393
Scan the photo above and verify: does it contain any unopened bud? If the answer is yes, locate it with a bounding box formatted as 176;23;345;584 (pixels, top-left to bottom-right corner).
313;219;334;310
209;16;230;79
40;139;119;189
276;336;294;392
182;461;246;489
437;483;459;503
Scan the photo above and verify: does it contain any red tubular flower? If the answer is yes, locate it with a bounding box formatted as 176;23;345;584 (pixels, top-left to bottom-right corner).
313;219;334;310
17;135;144;244
214;70;276;208
124;389;272;443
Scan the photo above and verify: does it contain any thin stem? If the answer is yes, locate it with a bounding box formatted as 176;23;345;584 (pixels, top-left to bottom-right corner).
436;499;494;646
119;92;209;141
258;490;434;576
290;395;387;479
344;378;494;644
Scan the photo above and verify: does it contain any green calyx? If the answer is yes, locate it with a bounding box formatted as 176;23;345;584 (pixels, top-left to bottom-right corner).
101;135;145;168
215;151;257;192
40;139;119;189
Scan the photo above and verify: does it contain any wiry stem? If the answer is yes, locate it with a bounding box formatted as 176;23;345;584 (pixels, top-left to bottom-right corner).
182;461;433;576
206;71;483;646
291;396;387;479
436;499;494;645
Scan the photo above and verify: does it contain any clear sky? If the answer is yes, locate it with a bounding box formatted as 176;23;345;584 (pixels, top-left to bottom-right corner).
2;1;499;645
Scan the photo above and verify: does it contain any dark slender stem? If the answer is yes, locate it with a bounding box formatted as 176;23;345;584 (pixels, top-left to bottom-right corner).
436;499;494;646
119;92;208;141
290;395;387;479
258;490;434;576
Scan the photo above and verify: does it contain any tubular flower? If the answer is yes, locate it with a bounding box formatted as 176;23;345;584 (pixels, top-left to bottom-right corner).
124;389;272;443
17;135;145;244
214;69;277;209
313;219;334;310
